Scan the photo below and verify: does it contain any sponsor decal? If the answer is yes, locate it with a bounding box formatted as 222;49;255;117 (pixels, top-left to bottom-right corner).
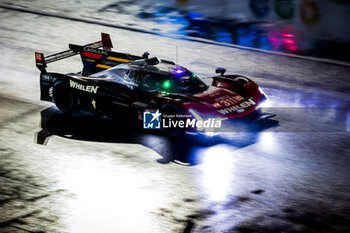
217;98;256;115
91;99;97;109
220;95;245;107
84;47;109;55
214;95;230;102
49;87;53;97
213;95;245;108
69;80;99;94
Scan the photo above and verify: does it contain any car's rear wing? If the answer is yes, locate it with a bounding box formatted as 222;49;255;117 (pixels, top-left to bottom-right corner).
35;33;147;76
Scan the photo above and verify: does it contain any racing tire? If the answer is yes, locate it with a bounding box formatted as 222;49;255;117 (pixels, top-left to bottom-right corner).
52;81;76;113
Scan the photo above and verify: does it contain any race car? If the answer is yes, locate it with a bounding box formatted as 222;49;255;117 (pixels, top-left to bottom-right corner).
35;33;267;135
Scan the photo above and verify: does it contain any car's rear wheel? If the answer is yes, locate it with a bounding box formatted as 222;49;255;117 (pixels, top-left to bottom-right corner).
52;81;75;113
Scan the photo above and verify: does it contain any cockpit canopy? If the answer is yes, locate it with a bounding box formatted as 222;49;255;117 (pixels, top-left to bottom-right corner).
91;58;208;94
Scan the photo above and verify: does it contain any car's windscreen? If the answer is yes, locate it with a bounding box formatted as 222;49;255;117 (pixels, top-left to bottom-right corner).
91;66;208;93
137;72;208;94
91;67;139;89
91;67;128;80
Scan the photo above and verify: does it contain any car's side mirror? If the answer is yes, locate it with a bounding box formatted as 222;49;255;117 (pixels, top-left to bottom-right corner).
215;67;226;76
142;52;149;58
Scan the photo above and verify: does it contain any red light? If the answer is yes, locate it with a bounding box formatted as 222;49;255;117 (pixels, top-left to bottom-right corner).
35;52;42;62
282;33;296;38
283;38;298;51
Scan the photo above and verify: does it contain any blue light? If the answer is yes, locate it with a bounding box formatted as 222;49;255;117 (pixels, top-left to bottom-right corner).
173;67;185;76
172;67;188;77
188;12;205;21
83;61;92;66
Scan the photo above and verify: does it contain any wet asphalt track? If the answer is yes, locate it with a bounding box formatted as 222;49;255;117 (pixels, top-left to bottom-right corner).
0;3;350;233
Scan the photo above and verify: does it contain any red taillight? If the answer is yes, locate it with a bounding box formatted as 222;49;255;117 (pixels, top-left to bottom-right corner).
35;52;42;62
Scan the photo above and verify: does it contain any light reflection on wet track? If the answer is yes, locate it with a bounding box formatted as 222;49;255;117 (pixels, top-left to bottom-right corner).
199;145;235;202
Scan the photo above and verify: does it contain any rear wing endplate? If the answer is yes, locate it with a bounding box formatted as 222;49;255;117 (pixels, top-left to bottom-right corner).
35;33;113;73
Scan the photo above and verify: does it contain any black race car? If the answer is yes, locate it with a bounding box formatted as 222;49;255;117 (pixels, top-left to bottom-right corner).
35;33;266;135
